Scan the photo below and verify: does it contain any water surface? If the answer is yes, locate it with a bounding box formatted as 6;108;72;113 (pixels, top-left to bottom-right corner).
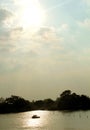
0;110;90;130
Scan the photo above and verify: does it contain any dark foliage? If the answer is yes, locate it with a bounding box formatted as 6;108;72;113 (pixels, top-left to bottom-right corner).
0;95;31;113
0;90;90;113
57;90;90;111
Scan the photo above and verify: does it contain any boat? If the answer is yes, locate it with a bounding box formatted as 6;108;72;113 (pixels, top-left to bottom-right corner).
32;115;40;119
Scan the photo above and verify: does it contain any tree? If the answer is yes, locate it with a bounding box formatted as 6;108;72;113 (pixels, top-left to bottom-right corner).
60;90;71;97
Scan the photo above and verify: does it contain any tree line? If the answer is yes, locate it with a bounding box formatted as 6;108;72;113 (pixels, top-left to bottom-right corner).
0;90;90;113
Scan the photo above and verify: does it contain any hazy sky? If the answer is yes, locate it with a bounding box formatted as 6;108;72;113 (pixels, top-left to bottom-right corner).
0;0;90;100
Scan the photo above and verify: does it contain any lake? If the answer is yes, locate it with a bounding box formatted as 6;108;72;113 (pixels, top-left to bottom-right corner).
0;110;90;130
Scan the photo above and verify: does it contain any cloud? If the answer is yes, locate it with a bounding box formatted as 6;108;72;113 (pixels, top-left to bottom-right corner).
9;27;23;39
59;24;69;31
78;19;90;28
32;27;64;43
0;30;9;41
0;27;23;55
0;42;12;56
0;26;23;43
0;8;13;26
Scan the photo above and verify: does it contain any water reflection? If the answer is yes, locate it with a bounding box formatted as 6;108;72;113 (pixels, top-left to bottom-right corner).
21;110;48;129
19;110;90;130
1;110;89;130
27;116;41;128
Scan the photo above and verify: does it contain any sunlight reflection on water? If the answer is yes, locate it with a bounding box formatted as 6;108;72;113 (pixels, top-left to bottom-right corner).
20;110;90;130
21;110;48;129
0;110;90;130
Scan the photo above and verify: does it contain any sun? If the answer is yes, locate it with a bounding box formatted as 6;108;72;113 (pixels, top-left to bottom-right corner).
18;0;45;29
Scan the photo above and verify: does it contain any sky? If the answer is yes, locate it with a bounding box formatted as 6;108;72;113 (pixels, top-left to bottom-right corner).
0;0;90;100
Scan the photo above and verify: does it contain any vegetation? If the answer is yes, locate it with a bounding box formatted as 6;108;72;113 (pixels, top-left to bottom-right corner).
0;95;31;113
0;90;90;113
57;90;90;111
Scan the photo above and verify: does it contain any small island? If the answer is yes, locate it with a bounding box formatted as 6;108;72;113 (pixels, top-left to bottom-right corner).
0;90;90;113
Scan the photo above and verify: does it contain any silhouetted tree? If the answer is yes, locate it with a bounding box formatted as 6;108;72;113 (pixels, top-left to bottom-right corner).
0;90;90;113
43;98;55;110
57;90;90;111
0;95;31;113
60;90;71;97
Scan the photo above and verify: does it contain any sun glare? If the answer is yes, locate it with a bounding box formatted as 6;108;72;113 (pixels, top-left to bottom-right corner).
18;0;45;29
